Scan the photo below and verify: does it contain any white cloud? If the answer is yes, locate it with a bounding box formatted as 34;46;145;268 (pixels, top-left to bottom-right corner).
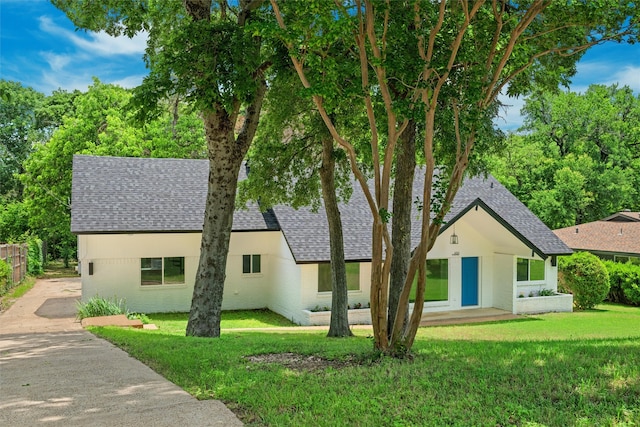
73;30;148;56
39;70;94;94
29;15;148;93
572;61;640;94
111;75;146;89
41;52;71;72
38;16;147;57
604;65;640;92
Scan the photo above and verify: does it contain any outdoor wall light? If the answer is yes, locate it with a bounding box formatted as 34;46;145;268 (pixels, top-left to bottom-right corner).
450;225;459;245
89;262;94;275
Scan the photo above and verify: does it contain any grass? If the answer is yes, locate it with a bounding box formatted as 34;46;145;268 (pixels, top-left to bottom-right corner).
41;260;79;279
0;276;36;312
147;309;296;334
90;303;640;426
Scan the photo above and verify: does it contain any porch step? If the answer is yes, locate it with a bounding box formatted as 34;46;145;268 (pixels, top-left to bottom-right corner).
420;312;520;327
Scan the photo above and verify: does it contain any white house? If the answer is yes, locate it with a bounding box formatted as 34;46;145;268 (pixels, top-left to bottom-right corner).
71;155;573;325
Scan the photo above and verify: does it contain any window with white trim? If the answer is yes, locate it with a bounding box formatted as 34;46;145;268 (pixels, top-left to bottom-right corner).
516;258;544;282
141;257;185;285
243;254;261;274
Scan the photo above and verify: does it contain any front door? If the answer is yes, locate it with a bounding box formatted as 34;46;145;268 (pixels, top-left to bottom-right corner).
461;257;479;306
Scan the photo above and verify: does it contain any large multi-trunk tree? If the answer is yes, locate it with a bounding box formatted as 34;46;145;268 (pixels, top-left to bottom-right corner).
54;0;272;337
271;0;639;354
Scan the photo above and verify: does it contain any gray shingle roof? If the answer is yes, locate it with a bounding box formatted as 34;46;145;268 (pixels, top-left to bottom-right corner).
71;155;570;261
277;171;571;263
71;155;275;234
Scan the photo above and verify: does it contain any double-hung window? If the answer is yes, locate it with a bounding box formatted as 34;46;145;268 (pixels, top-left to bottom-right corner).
141;257;185;285
243;254;261;274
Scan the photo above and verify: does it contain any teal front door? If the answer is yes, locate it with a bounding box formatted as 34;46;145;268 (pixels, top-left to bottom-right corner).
461;257;479;306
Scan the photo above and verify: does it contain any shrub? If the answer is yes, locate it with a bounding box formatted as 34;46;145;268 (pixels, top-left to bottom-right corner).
27;237;44;276
559;252;610;310
603;260;640;306
0;259;12;295
76;296;127;320
127;312;150;324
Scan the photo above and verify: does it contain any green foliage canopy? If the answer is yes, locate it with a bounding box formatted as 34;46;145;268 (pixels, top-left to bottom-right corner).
19;79;206;260
0;80;45;197
491;85;640;228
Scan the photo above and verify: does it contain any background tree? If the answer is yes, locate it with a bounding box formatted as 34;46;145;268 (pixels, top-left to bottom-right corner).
490;84;640;227
20;79;206;264
52;0;274;337
0;80;45;199
272;0;639;354
0;81;78;245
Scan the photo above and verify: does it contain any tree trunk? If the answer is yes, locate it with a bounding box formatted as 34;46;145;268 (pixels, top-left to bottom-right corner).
387;121;416;342
320;138;353;337
183;0;267;338
186;111;244;337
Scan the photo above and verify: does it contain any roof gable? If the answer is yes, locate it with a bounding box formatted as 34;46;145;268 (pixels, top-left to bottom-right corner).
439;175;572;258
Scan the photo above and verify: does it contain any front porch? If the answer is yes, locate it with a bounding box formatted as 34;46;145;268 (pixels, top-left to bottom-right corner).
300;307;520;326
419;307;519;326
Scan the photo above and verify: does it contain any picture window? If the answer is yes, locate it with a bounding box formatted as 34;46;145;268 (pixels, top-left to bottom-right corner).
318;263;360;292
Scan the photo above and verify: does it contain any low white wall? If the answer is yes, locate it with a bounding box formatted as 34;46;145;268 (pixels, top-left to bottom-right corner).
515;293;573;314
301;308;372;326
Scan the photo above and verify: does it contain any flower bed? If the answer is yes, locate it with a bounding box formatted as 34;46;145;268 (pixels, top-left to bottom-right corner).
515;293;573;314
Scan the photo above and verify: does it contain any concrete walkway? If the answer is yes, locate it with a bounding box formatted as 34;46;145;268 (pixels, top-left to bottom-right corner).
0;278;243;426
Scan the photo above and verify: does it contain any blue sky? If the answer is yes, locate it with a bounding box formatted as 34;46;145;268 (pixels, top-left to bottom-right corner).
1;0;639;131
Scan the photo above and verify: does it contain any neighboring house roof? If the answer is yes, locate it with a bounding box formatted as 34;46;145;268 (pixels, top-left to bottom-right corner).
71;155;278;234
554;218;640;256
601;211;640;222
71;155;570;262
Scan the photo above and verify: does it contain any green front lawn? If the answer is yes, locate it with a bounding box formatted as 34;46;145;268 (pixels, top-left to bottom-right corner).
148;309;296;334
91;304;640;426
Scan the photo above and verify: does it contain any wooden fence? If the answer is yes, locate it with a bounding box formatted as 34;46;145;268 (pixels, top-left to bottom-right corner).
0;243;28;285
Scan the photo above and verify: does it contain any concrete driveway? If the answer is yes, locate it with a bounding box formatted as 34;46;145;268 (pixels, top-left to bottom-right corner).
0;278;243;426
